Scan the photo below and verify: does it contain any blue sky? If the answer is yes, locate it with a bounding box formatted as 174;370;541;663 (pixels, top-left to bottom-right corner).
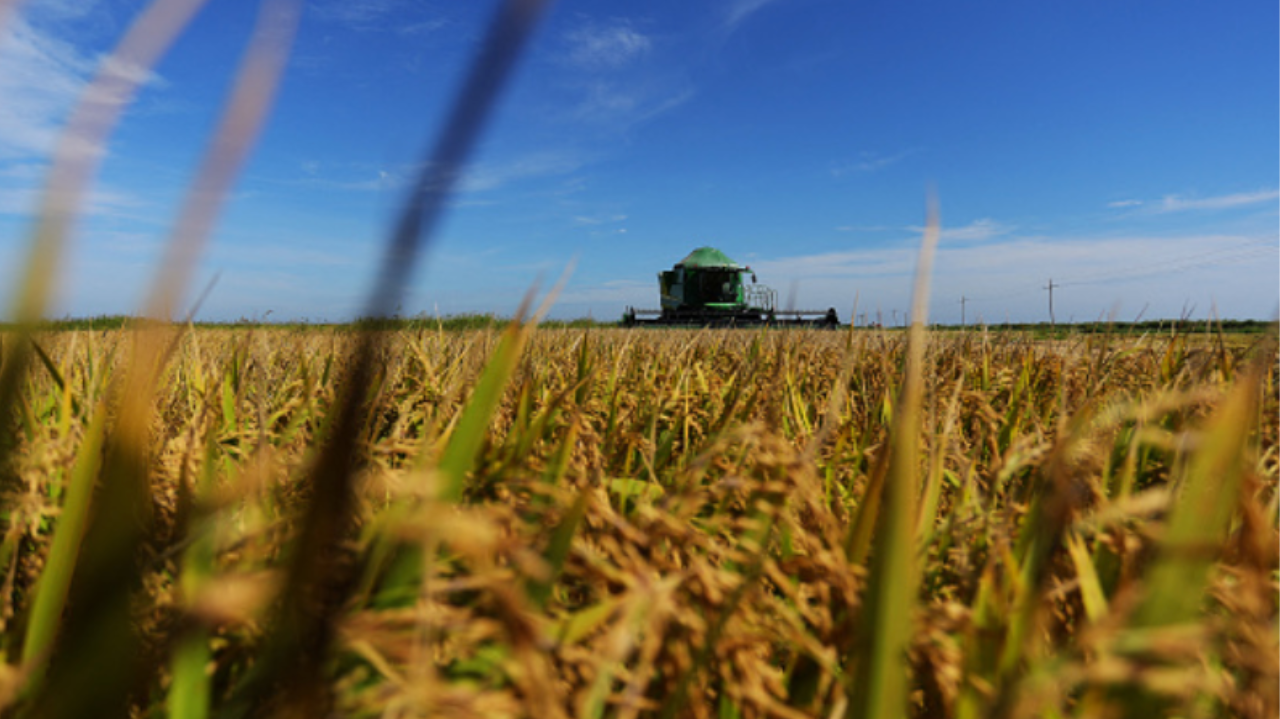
0;0;1276;323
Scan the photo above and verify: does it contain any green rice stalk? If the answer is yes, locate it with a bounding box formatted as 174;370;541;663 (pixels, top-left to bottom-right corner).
1065;531;1108;623
848;197;938;719
18;402;106;678
1135;363;1262;626
26;339;162;718
526;489;588;609
436;306;531;502
918;367;965;547
166;424;223;719
1112;361;1266;714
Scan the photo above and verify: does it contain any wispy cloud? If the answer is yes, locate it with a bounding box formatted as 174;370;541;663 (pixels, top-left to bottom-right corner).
0;179;153;218
751;247;916;280
311;0;446;34
555;279;651;312
282;167;400;192
725;0;783;31
551;18;692;131
19;0;105;23
901;218;1011;243
745;232;1278;321
1107;199;1142;208
310;0;398;28
285;151;587;195
561;19;651;70
835;225;892;233
830;148;922;176
459;151;586;193
573;213;627;226
0;162;48;181
1156;189;1279;213
0;17;95;160
571;79;694;129
0;14;164;219
939;218;1010;242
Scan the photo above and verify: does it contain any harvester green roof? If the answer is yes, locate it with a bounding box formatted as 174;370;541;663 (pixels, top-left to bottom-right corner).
674;246;742;269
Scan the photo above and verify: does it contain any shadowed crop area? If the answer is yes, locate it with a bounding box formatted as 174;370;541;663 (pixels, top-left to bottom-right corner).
0;324;1274;717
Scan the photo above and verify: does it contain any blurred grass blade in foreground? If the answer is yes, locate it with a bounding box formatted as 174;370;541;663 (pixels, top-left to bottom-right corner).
0;0;208;463
218;1;553;715
24;2;298;716
849;196;938;719
6;0;211;707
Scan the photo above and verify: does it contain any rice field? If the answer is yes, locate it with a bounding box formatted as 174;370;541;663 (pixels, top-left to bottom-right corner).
0;322;1274;718
1;1;1274;716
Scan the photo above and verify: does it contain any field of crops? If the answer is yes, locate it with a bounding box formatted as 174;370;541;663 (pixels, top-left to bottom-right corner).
0;323;1274;718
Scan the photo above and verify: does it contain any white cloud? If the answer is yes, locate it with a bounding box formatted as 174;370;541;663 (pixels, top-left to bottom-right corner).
459;151;585;193
555;279;651;310
0;15;165;220
573;213;627;226
725;0;782;31
830;148;922;176
572;79;694;128
904;218;1011;243
0;162;47;180
19;0;102;22
743;232;1279;322
310;0;447;36
1107;199;1142;208
0;13;167;162
311;0;399;28
0;17;95;160
562;20;651;70
550;17;690;132
755;234;1274;283
1157;189;1279;213
751;247;915;280
0;171;149;217
280;151;585;195
835;225;892;233
942;218;1008;240
942;219;1010;242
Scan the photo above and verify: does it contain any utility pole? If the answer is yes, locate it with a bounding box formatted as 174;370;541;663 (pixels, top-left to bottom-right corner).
1044;279;1057;328
959;296;967;328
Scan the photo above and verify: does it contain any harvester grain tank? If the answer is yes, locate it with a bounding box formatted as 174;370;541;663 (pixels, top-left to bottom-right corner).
623;246;839;327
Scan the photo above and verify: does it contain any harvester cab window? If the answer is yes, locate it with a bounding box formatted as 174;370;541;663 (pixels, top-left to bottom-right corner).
709;270;732;302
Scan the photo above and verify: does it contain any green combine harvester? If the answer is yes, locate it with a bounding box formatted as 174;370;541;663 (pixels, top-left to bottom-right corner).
623;246;839;328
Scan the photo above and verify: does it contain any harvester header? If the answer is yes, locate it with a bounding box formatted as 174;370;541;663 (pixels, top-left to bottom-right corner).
624;246;839;328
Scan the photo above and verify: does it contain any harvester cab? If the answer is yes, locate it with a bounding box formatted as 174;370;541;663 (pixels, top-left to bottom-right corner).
624;246;838;328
